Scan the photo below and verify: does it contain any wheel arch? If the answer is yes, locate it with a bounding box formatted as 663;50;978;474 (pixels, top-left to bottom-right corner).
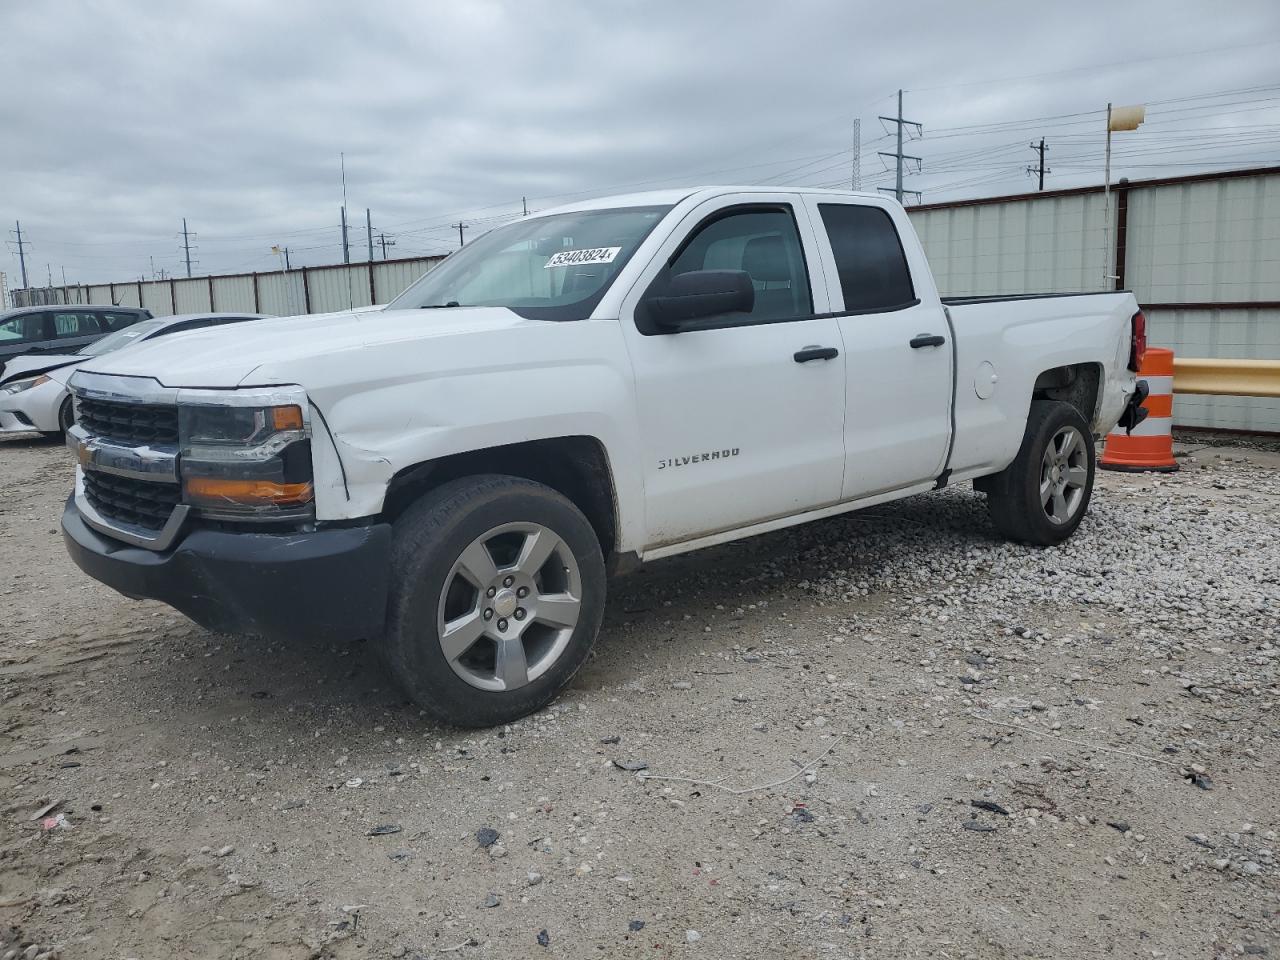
1031;362;1103;431
381;435;620;563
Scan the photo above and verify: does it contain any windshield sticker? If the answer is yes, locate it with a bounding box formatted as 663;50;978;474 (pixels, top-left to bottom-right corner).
544;246;621;269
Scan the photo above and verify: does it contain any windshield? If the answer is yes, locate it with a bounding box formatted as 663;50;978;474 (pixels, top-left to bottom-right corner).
77;318;166;356
388;205;672;321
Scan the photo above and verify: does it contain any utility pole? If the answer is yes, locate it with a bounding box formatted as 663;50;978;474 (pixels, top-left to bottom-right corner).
851;118;861;191
284;247;291;270
340;152;350;264
877;89;922;204
366;208;374;262
1027;138;1049;190
378;233;396;260
11;220;29;288
453;222;467;247
1102;102;1146;288
522;197;529;216
182;218;194;277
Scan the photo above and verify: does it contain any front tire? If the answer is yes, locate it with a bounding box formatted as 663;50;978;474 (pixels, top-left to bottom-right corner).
39;396;75;440
381;475;606;728
985;400;1095;546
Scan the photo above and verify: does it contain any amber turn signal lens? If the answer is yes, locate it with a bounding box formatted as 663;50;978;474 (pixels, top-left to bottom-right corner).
184;477;314;505
271;405;305;431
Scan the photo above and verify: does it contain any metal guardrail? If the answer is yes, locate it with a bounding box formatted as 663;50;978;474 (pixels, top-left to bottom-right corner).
1173;358;1280;399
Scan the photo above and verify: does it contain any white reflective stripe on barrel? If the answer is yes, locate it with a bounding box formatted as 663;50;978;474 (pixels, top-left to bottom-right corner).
1143;375;1173;395
1108;415;1173;438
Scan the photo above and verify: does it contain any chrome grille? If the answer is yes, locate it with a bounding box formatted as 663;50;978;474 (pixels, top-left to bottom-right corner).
77;396;179;446
82;471;181;531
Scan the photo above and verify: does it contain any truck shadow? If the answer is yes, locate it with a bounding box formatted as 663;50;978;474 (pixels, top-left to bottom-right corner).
112;488;1002;745
211;490;990;708
0;433;63;449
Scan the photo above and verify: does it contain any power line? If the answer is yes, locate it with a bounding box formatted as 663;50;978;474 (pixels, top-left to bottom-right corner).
906;38;1280;93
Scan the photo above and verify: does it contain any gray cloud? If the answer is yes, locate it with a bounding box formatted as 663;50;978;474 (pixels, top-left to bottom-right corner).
2;0;1278;285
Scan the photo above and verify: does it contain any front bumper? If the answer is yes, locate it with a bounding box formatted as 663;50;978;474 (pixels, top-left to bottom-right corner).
62;497;392;642
0;381;63;433
0;408;38;434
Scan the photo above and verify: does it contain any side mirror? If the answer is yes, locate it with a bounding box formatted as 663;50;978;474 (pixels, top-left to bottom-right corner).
644;269;754;330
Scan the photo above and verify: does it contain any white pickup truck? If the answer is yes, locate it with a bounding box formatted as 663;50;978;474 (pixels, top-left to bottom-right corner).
62;186;1149;726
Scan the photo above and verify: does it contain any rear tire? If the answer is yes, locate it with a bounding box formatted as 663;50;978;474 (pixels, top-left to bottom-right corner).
381;475;606;728
985;400;1095;546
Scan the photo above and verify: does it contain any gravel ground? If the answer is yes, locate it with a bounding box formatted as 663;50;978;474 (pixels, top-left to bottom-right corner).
1;431;1277;960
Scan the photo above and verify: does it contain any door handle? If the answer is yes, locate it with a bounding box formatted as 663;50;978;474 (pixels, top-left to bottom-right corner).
794;346;839;363
909;334;946;349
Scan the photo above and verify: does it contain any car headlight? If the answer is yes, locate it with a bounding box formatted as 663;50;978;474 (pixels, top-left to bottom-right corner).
1;375;48;395
177;393;314;522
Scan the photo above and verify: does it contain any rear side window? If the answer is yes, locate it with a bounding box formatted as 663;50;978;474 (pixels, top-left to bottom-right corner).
51;311;103;339
818;204;916;313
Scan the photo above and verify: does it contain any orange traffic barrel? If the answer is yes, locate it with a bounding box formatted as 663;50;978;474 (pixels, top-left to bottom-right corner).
1099;347;1178;472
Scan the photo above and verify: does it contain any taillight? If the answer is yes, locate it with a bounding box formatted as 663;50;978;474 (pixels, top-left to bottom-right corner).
1129;310;1147;372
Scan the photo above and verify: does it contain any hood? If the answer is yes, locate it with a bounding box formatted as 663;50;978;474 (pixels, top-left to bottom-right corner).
0;353;84;386
74;307;542;388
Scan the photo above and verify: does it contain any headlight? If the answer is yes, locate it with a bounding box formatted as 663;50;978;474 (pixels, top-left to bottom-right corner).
1;375;48;395
178;398;314;521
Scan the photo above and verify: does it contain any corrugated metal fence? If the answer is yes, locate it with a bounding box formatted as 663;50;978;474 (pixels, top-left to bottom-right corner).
13;255;445;319
908;165;1280;433
13;166;1280;431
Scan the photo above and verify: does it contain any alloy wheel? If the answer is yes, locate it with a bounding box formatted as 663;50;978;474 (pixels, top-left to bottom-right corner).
1040;425;1088;525
436;522;582;692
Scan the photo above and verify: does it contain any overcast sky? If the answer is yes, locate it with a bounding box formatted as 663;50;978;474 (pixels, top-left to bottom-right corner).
2;0;1278;287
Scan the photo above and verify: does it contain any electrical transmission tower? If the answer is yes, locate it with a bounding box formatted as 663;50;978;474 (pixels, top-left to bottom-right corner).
9;220;30;288
1027;139;1050;190
851;119;861;191
877;89;922;204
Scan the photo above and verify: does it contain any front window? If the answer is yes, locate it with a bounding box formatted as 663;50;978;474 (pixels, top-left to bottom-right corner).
388;205;671;321
663;207;813;323
0;312;45;344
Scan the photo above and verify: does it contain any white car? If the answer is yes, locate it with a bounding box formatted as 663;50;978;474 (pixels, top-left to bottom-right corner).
0;312;267;437
62;186;1148;727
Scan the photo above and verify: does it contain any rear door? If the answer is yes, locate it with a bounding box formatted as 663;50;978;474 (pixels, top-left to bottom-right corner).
802;198;952;499
617;194;847;547
49;310;105;353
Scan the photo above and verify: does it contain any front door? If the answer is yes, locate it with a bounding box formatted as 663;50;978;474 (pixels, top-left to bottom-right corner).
618;196;847;548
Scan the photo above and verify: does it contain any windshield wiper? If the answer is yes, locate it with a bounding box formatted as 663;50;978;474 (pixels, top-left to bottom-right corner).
419;301;464;309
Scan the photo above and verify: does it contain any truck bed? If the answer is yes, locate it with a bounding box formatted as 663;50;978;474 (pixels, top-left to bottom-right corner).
941;290;1132;306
